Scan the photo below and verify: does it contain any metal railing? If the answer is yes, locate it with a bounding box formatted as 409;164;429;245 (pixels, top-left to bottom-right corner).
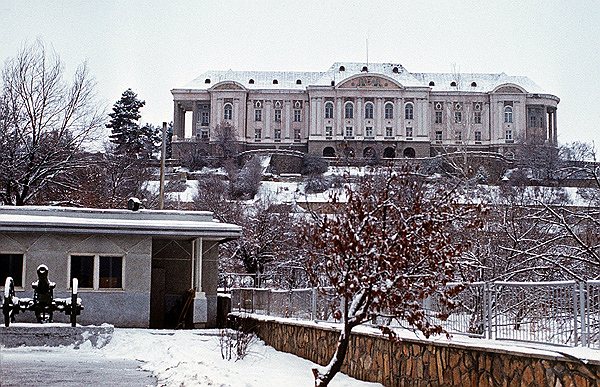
230;280;600;348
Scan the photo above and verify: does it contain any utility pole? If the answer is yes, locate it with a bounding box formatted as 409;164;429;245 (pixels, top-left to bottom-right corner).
159;121;167;210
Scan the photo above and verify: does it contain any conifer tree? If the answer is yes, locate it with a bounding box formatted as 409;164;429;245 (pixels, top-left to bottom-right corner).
107;89;157;158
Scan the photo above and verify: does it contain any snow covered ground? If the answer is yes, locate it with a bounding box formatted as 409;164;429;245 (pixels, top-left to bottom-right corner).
6;327;381;387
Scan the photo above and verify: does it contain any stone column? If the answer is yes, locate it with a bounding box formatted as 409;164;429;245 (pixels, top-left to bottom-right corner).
192;102;199;137
553;109;558;145
316;98;323;137
191;238;207;328
173;102;183;139
547;109;553;143
375;98;382;136
356;98;363;136
246;100;253;140
305;99;311;137
397;98;403;136
265;100;272;139
336;98;343;137
285;100;291;140
233;98;240;136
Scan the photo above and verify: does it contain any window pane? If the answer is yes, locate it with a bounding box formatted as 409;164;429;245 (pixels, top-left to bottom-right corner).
99;256;122;288
0;254;24;287
71;255;94;288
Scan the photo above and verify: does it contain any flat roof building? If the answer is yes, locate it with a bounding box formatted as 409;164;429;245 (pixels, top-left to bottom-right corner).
0;206;241;328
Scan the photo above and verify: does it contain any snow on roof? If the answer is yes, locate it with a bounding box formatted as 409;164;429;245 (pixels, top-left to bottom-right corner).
179;62;548;93
0;206;241;239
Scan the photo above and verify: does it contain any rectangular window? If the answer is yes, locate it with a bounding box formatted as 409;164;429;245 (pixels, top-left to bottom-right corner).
274;128;281;141
405;127;412;137
99;256;122;289
474;111;482;124
294;129;301;141
505;130;513;140
274;109;282;122
69;255;123;290
255;128;262;141
435;111;443;124
386;127;394;137
70;255;94;288
325;126;333;138
201;111;210;126
293;109;301;122
474;131;482;141
201;129;209;140
0;253;24;287
454;131;462;141
435;131;443;141
365;126;373;138
345;126;353;138
454;111;462;123
254;109;262;122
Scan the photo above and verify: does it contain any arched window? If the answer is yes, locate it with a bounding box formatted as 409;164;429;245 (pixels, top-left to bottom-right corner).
345;102;354;119
450;81;457;87
363;147;376;159
249;79;255;84
296;79;302;85
403;147;416;158
339;65;345;72
364;102;374;119
325;102;334;119
204;78;211;84
429;81;435;86
323;147;336;157
272;79;278;84
361;66;368;72
383;147;396;158
392;66;399;73
384;102;394;119
504;106;513;123
223;103;233;120
404;103;414;120
471;82;477;87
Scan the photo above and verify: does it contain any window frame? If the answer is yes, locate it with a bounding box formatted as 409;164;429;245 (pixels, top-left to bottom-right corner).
274;109;282;122
504;106;513;123
344;102;354;119
454;111;462;124
223;103;233;120
474;111;482;124
325;102;334;119
254;128;262;141
364;102;374;120
365;126;373;138
0;253;24;288
384;102;394;119
293;109;302;122
404;102;414;120
435;111;443;124
325;126;333;138
254;109;262;122
345;126;354;138
69;254;124;290
405;127;413;138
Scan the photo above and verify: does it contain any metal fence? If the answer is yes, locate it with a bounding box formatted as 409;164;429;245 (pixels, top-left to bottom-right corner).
230;280;600;348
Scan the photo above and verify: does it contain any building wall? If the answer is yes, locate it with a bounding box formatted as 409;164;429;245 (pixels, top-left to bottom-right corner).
1;232;153;327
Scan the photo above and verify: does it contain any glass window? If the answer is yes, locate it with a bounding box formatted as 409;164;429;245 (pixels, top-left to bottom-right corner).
325;126;333;137
294;129;301;141
475;131;482;141
294;109;301;122
224;104;233;120
404;103;414;120
274;129;281;141
345;126;353;137
0;253;23;287
384;103;394;119
201;111;210;126
435;131;443;141
255;128;262;141
274;109;282;122
504;106;513;123
435;111;443;124
99;256;122;289
254;109;262;122
474;111;482;124
529;115;536;127
325;102;334;119
70;255;94;288
505;129;513;140
365;127;373;137
454;111;462;123
386;127;394;137
455;131;462;141
364;102;374;119
405;127;412;137
345;102;354;119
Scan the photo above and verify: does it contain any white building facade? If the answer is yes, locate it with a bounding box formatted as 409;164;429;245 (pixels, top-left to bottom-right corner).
171;62;559;160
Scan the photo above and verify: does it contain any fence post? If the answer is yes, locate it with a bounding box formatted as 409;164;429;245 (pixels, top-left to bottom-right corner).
267;289;271;316
311;287;317;321
251;288;255;313
579;282;587;346
485;282;493;340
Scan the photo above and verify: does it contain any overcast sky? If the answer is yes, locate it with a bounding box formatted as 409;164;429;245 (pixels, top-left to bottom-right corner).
1;0;599;147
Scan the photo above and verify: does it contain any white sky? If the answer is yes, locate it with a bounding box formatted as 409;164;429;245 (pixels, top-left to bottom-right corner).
1;0;599;147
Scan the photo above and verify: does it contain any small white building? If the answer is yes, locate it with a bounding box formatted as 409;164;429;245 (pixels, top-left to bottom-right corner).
0;206;241;328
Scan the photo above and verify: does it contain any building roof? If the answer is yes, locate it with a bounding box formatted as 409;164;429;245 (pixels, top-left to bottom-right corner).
177;62;546;93
0;206;242;240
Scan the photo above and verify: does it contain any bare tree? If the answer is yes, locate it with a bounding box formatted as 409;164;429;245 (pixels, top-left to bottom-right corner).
302;168;482;386
0;40;104;205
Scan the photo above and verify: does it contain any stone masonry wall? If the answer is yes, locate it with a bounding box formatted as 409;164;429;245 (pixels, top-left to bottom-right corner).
232;315;600;387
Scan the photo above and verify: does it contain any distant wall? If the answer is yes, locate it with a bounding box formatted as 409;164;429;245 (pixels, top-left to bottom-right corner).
232;315;600;387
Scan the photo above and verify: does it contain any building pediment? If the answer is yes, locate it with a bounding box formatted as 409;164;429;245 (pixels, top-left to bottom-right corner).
337;74;403;90
211;81;246;91
492;83;527;94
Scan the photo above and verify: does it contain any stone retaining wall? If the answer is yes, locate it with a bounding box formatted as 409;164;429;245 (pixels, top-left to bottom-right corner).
232;315;600;387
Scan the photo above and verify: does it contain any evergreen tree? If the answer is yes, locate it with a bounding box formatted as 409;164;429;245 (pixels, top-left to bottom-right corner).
107;89;157;158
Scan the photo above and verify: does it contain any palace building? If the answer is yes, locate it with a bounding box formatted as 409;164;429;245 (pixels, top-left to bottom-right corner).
171;62;559;160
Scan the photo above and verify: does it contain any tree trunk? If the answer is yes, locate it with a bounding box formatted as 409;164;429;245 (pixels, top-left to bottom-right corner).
313;323;352;387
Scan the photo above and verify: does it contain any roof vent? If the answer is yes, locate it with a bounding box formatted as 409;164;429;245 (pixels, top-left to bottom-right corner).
204;78;211;84
429;81;435;86
471;81;477;87
296;79;302;85
450;81;457;87
249;79;255;84
361;66;368;72
392;67;399;73
339;65;345;72
273;79;278;84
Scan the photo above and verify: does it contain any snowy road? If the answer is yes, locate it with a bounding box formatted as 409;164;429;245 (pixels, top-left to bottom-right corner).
0;328;380;387
0;346;156;387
